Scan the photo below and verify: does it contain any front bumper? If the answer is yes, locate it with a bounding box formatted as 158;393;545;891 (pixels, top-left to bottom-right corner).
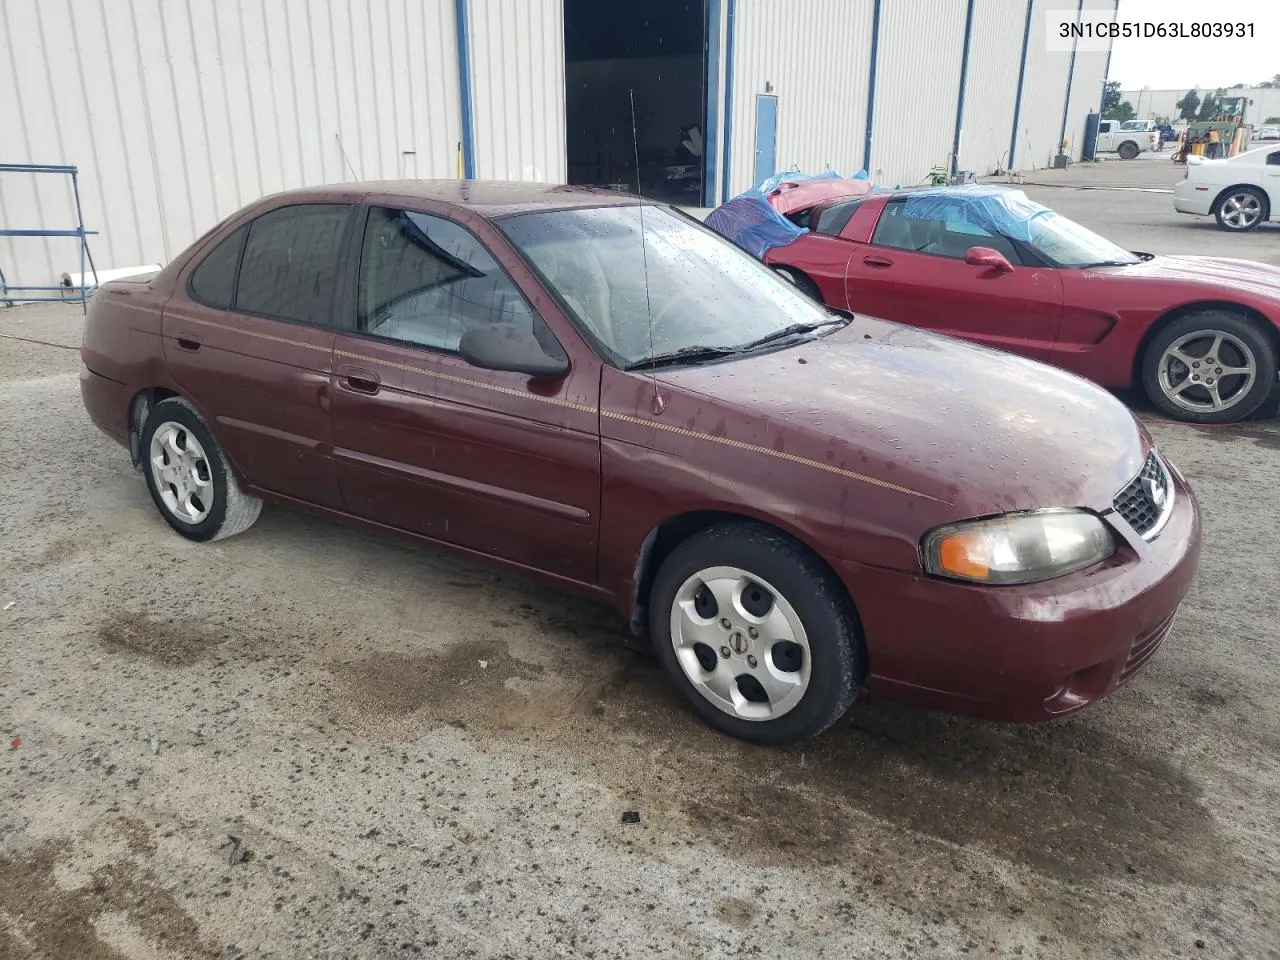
838;469;1202;721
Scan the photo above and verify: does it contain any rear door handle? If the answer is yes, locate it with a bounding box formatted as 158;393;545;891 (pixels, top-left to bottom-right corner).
337;364;381;395
862;255;894;269
175;332;201;351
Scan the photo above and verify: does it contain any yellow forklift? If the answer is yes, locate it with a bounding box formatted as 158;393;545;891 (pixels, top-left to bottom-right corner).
1173;95;1252;162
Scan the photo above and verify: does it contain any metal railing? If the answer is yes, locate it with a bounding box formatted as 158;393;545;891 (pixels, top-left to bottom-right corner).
0;163;99;312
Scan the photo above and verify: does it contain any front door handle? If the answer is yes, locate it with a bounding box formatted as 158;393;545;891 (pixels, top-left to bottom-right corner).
862;255;894;269
337;364;381;395
175;332;201;351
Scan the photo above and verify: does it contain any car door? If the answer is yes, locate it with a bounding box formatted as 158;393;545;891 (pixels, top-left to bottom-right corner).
162;202;354;509
843;199;1064;362
1264;149;1280;218
329;202;602;584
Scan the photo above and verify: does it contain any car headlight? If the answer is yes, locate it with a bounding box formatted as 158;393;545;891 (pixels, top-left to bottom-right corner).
922;510;1115;585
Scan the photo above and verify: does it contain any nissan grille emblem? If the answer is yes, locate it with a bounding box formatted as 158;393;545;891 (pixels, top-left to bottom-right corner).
1141;475;1167;509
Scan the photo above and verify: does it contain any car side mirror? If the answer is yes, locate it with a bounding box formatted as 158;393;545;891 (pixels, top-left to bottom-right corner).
459;323;569;378
964;246;1014;272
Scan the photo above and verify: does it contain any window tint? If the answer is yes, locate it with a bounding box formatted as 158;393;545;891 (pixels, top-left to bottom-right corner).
189;225;247;309
871;201;1019;262
357;207;547;354
814;199;864;236
1267;151;1280;166
234;204;350;325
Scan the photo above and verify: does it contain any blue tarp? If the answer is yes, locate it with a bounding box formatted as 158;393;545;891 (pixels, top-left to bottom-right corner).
897;186;1051;243
705;170;866;260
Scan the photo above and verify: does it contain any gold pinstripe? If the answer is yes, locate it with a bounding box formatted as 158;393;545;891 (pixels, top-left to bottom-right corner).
140;308;944;503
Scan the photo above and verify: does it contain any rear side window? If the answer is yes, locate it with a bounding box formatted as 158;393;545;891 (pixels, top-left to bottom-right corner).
1268;151;1280;166
189;225;247;309
234;204;351;325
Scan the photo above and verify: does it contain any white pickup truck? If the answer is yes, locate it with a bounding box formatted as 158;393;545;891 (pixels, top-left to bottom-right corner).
1096;120;1160;159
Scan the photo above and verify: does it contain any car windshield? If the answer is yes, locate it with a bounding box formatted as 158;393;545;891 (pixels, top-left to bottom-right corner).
498;204;837;367
1023;210;1141;268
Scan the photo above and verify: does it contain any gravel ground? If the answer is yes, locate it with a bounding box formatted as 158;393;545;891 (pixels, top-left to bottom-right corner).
2;175;1279;959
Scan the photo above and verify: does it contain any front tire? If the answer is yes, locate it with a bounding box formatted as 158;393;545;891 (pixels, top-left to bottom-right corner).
140;397;262;541
1214;187;1267;231
648;522;863;745
1142;312;1277;423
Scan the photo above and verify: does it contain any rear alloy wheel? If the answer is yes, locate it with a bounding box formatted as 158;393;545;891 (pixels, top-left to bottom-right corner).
771;266;823;304
1142;312;1277;423
1118;141;1139;160
1214;187;1267;231
141;397;262;541
649;522;862;745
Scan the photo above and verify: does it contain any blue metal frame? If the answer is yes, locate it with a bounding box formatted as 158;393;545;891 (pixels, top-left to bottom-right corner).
1007;0;1035;170
703;0;723;207
454;0;476;179
718;0;737;204
862;0;884;174
1057;0;1085;155
1100;0;1119;114
951;0;978;177
0;163;99;312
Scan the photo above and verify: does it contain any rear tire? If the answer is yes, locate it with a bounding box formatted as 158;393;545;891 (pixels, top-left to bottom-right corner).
772;266;823;304
1118;141;1139;160
140;397;262;541
648;521;863;745
1141;311;1277;424
1214;186;1268;231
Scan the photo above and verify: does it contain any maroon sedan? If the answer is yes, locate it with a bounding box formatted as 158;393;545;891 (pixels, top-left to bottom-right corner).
722;179;1280;424
80;181;1201;744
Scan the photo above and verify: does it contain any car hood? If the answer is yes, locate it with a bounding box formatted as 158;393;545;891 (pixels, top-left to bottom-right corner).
657;316;1148;520
1096;255;1280;304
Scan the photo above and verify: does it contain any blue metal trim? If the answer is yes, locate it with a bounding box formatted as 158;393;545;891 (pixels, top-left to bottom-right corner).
719;0;737;204
1057;0;1084;155
951;0;978;177
1007;0;1035;170
862;0;883;174
454;0;476;179
0;163;79;175
703;0;722;208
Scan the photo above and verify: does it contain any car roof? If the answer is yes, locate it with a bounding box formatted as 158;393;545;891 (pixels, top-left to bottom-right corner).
260;179;644;218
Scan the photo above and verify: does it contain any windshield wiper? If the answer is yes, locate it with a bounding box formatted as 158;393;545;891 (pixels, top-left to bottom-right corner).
625;345;742;371
1080;259;1139;268
738;316;848;350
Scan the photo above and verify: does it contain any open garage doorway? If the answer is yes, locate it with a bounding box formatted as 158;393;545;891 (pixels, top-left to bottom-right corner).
564;0;707;203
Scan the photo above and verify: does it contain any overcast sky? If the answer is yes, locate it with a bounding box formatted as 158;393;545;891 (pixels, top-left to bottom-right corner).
1106;0;1279;90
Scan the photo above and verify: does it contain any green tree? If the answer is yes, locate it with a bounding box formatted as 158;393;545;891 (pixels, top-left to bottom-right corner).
1176;88;1201;120
1101;80;1122;115
1197;88;1227;120
1267;116;1280;124
1109;101;1136;122
1257;74;1280;89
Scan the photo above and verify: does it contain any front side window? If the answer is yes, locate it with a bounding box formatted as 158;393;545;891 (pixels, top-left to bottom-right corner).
871;201;1019;261
357;207;546;353
189;225;247;309
234;204;351;325
1268;151;1280;166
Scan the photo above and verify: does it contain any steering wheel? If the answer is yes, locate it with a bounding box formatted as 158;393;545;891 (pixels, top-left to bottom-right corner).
646;291;698;346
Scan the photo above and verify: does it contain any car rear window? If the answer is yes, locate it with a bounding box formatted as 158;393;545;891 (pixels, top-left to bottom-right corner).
234;204;351;325
189;225;247;309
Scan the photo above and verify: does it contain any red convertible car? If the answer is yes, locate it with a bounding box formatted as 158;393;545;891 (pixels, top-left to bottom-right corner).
709;179;1280;424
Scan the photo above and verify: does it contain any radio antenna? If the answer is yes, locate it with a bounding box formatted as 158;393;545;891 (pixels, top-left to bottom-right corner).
629;89;662;413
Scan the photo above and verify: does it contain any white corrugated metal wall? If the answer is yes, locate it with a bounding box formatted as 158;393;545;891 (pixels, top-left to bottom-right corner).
1010;0;1077;171
0;0;461;288
957;0;1030;176
725;0;876;198
468;0;566;182
1060;0;1114;161
868;0;968;188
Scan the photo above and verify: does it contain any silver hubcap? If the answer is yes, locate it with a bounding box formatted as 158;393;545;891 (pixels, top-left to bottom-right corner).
1221;193;1262;228
1158;330;1257;414
149;422;214;523
669;566;811;721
